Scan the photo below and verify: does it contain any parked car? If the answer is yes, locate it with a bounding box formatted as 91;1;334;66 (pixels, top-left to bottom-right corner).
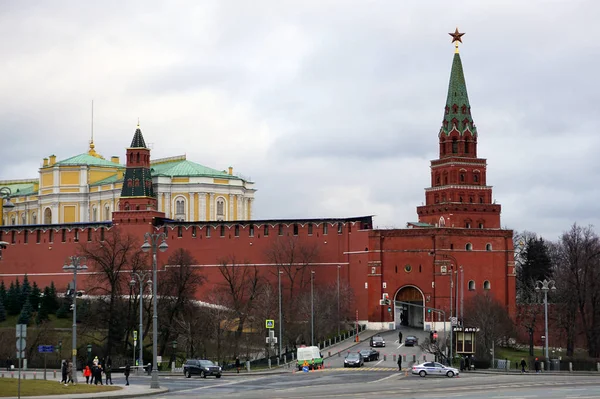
359;349;380;362
344;352;364;368
183;359;222;378
370;336;386;347
411;362;459;378
404;336;419;347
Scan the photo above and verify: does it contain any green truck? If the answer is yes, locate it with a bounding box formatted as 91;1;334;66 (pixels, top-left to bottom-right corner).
296;346;324;370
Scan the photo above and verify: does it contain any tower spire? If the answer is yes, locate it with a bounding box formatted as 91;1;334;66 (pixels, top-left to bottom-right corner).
87;100;104;159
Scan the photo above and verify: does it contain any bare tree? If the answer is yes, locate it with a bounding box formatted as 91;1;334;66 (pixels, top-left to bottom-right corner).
157;248;205;357
80;228;146;357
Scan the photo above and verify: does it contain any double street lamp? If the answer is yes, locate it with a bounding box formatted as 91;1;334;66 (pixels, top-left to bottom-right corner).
535;279;556;361
310;270;315;346
141;232;168;389
278;270;283;358
130;270;151;375
63;255;88;382
1;187;15;226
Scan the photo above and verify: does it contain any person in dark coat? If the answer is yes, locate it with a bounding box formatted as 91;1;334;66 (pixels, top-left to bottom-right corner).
397;356;402;371
235;357;241;374
520;358;527;373
124;362;130;386
460;357;465;372
398;331;403;342
534;358;540;373
105;364;113;385
61;360;67;383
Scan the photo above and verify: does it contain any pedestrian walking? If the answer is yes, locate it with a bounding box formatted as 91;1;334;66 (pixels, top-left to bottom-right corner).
534;358;540;373
124;362;130;386
105;364;113;385
60;360;67;384
83;365;91;384
520;358;527;373
397;355;402;371
66;360;74;385
398;331;403;342
235;357;241;374
460;357;465;372
465;356;470;371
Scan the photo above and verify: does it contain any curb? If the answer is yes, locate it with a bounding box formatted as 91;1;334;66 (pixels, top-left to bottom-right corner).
470;370;600;376
6;388;169;399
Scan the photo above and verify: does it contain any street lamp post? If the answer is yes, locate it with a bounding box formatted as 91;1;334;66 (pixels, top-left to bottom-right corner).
141;232;168;389
535;279;556;361
278;270;283;358
337;265;341;337
62;256;88;383
0;187;15;226
310;270;315;346
130;271;151;375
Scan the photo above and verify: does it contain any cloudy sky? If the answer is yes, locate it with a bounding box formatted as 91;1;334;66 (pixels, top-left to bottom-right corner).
1;0;598;240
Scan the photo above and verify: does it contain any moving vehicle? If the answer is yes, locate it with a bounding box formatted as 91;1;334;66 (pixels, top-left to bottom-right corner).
359;349;380;362
411;362;459;378
296;346;323;370
344;352;364;368
183;359;222;378
370;336;386;347
404;336;419;346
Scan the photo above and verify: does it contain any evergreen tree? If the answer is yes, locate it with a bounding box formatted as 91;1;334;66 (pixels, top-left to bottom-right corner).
0;297;6;322
20;275;31;309
30;282;41;310
48;282;59;313
17;297;33;325
35;300;49;325
14;278;21;311
517;236;553;303
56;302;69;319
0;280;6;304
7;282;20;316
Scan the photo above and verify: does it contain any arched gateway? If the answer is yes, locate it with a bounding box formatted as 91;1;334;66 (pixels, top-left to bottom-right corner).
394;286;424;329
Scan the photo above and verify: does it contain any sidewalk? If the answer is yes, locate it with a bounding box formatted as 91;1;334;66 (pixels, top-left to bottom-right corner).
471;369;600;376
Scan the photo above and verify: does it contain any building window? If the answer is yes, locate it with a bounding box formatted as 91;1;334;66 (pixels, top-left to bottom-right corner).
87;228;92;242
21;214;26;225
105;205;111;221
439;217;445;227
293;224;298;236
216;198;225;221
452;138;458;153
49;230;54;243
36;230;41;243
486;243;492;251
74;229;79;242
465;243;472;251
337;222;343;234
479;197;484;204
264;225;269;237
92;207;97;222
44;208;52;224
479;223;484;229
61;229;66;243
235;224;240;237
465;140;470;154
435;175;440;185
206;226;211;238
249;224;254;237
308;223;313;235
468;280;475;291
11;216;15;225
460;173;465;182
220;225;225;237
323;223;328;235
24;230;28;244
473;174;479;183
177;226;183;238
483;280;491;290
465;222;470;228
278;224;283;236
175;198;186;221
192;226;197;238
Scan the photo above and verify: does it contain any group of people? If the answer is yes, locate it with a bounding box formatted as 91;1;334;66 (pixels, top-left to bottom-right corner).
59;359;75;385
83;356;113;385
520;357;542;373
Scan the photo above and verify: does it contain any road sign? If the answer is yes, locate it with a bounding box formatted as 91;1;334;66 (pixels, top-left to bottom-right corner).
72;349;77;356
16;351;24;359
450;317;458;326
265;319;275;329
16;324;27;338
133;331;138;341
38;345;54;353
16;338;26;352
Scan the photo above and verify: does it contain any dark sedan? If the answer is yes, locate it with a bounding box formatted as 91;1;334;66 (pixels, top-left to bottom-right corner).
359;349;380;362
183;359;222;378
370;336;386;347
344;352;364;368
404;336;419;347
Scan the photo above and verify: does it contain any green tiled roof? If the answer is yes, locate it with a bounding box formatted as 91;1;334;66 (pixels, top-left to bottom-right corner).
441;53;477;136
408;222;434;228
151;158;240;180
0;181;37;197
55;153;124;168
130;126;147;148
89;174;123;187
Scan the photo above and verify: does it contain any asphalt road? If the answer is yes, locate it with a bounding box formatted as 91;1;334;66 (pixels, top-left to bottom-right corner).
125;370;600;399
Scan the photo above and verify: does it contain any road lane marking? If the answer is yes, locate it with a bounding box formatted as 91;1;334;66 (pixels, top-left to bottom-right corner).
368;373;403;384
397;343;404;349
374;359;384;367
172;376;269;393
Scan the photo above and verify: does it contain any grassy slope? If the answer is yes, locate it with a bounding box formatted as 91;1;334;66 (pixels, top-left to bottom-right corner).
0;379;120;397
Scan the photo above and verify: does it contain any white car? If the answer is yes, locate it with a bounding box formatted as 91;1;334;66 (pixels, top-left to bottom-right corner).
412;362;459;378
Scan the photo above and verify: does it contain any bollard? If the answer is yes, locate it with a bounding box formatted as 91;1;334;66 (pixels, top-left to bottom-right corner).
338;352;341;357
597;362;599;372
34;372;37;380
383;355;387;361
423;355;426;361
268;359;272;369
172;361;175;373
569;362;573;372
284;355;287;364
11;372;14;378
246;360;251;372
393;355;396;362
23;374;26;380
53;370;56;379
328;351;331;357
541;362;544;371
412;354;416;363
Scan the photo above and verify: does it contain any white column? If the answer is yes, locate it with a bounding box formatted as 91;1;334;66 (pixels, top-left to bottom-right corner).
229;195;234;222
165;192;171;219
190;192;195;221
209;193;215;220
237;195;243;221
199;193;206;221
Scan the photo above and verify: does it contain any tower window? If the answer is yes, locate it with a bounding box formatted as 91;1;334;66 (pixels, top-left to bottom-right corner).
465;243;473;251
465;140;470;154
192;226;197;238
220;225;225;237
473;174;479;183
452;138;458;154
249;224;254;237
484;280;491;290
468;280;475;291
486;243;492;251
460;173;465;182
293;223;298;236
206;226;211;238
323;224;328;235
177;226;183;238
264;225;269;236
479;223;484;229
235;224;240;237
308;223;313;235
479;196;484;204
278;224;283;236
465;222;471;228
435;175;440;185
469;196;473;203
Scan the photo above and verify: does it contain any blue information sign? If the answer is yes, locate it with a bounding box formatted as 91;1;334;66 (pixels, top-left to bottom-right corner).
38;345;54;353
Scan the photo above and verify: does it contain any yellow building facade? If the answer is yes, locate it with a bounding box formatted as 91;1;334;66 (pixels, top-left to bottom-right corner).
0;139;255;225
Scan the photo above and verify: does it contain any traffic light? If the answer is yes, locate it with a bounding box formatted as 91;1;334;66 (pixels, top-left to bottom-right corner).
69;304;74;311
387;306;392;312
433;331;438;343
427;308;431;314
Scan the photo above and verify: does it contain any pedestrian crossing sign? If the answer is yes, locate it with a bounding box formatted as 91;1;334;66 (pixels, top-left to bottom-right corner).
265;319;275;329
